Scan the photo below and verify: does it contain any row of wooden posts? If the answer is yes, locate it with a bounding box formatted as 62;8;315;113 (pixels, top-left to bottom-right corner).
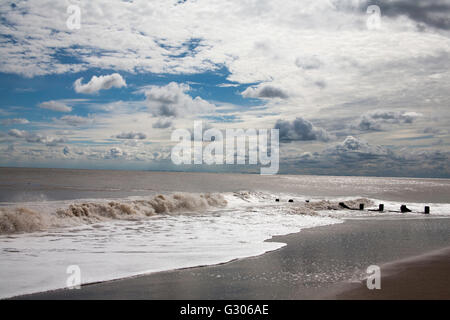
275;198;430;214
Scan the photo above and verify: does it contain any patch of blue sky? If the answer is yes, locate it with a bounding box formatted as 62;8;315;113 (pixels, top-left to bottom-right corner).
51;46;87;65
201;114;242;123
0;63;264;129
159;38;204;58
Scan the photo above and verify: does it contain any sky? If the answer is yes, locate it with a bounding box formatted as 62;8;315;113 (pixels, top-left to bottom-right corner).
0;0;449;177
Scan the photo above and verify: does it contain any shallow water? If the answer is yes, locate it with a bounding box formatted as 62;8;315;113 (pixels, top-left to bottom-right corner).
1;167;450;203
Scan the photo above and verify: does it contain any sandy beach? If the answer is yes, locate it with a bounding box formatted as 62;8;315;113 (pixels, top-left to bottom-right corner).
15;217;450;300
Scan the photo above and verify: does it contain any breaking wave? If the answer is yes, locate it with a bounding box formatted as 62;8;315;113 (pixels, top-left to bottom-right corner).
0;207;54;235
0;190;379;235
0;193;227;235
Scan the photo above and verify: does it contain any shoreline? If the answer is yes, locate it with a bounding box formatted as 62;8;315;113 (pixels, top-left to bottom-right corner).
13;217;450;300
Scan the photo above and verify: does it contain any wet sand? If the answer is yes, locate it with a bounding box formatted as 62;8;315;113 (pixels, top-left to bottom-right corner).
15;217;450;300
334;247;450;300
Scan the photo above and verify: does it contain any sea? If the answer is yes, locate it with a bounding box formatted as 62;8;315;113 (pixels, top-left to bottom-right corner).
1;167;449;298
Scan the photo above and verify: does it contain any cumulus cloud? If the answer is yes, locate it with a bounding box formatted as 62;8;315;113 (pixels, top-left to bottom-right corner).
327;136;389;157
8;129;65;146
8;129;27;138
275;117;332;142
144;82;215;118
108;147;124;159
74;73;126;94
242;85;289;99
115;132;147;140
357;110;422;131
39;100;72;112
0;1;449;177
1;118;29;125
25;134;66;146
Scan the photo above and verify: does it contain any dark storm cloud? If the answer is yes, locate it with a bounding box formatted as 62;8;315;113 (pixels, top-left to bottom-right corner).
356;110;422;131
379;0;450;30
275;117;332;142
258;86;289;99
242;85;289;99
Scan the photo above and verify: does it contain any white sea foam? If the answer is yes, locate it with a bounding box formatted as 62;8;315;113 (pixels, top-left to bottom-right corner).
0;191;343;298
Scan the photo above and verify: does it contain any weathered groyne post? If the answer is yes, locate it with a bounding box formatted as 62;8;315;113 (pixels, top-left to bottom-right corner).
424;206;430;214
359;203;365;210
378;204;384;212
401;205;412;213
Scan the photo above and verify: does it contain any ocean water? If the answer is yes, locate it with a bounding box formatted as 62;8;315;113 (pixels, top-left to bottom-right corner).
1;168;450;298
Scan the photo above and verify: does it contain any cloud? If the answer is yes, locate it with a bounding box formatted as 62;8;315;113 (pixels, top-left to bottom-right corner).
57;115;93;127
280;135;449;177
326;136;389;157
108;147;124;159
1;118;29;125
295;55;323;70
144;82;215;118
274;117;332;142
8;129;27;138
0;1;449;177
74;73;127;94
357;110;422;131
25;134;66;146
152;118;173;129
381;0;450;30
217;83;240;88
242;85;289;99
39;100;72;112
115;132;147;140
8;129;66;146
423;127;447;135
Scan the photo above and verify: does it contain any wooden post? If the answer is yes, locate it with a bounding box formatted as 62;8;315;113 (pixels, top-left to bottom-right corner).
359;203;364;210
275;198;280;202
379;204;384;212
288;199;294;203
401;205;411;213
424;206;430;214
